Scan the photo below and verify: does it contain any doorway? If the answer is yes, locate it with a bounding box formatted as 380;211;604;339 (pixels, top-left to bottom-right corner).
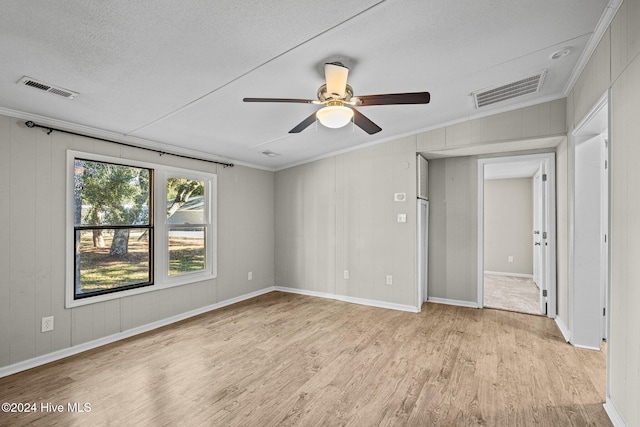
570;94;609;350
477;153;556;318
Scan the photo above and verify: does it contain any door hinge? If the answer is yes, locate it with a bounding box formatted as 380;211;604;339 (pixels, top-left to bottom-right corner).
603;307;606;316
542;231;547;239
605;160;608;169
605;234;607;243
543;290;548;297
542;174;547;182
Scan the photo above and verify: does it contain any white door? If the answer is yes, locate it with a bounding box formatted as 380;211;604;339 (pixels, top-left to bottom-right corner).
533;169;543;286
533;167;547;314
600;137;609;341
417;199;428;304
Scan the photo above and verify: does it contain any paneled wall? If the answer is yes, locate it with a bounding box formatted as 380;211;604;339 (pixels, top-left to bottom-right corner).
275;136;418;309
417;99;566;152
0;113;275;369
427;157;478;304
567;0;640;424
484;178;533;275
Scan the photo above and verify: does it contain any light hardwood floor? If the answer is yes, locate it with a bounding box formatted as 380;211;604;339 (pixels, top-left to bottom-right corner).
0;292;609;426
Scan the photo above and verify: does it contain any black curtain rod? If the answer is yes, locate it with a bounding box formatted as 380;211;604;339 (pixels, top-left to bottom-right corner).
24;121;234;168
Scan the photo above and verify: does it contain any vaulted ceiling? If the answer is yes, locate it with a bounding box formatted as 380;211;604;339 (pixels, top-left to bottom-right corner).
0;1;615;169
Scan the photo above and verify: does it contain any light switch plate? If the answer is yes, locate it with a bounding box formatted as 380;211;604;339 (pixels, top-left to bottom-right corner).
394;193;406;202
397;213;407;223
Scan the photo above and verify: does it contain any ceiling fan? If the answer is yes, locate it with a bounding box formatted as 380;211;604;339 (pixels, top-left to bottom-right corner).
243;62;430;135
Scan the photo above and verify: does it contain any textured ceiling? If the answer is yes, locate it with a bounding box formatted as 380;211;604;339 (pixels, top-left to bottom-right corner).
0;0;616;169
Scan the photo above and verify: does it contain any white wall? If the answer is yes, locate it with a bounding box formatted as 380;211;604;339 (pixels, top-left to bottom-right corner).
0;113;275;369
275;136;418;309
484;178;533;275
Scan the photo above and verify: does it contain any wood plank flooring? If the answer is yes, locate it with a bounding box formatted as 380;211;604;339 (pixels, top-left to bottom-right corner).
0;292;609;426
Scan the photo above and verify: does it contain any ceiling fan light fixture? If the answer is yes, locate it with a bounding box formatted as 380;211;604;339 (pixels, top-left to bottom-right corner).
324;62;349;98
316;105;354;128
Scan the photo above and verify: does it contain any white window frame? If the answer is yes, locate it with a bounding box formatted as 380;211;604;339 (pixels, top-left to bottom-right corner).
65;150;217;308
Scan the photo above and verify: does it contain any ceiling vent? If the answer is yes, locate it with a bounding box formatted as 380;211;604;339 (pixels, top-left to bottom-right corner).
261;150;281;157
18;76;79;99
472;70;546;109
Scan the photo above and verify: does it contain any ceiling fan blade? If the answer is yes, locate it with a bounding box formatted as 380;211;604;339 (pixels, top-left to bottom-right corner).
243;97;315;104
289;112;318;133
355;92;430;106
324;62;349;98
351;108;382;135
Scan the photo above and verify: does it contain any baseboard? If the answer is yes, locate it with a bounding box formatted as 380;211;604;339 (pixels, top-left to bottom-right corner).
573;343;602;351
274;286;420;313
604;398;628;427
0;287;276;379
484;271;534;278
554;317;571;342
427;297;479;309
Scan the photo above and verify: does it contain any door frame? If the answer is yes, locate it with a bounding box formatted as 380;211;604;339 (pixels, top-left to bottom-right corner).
477;153;557;318
569;91;610;350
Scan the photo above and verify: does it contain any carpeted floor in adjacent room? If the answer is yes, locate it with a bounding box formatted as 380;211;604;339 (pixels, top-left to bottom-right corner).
484;273;542;315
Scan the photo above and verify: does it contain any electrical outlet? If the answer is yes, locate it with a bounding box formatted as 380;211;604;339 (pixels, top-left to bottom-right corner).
344;270;350;279
248;271;253;280
386;275;393;285
397;213;407;223
508;256;514;263
41;316;54;333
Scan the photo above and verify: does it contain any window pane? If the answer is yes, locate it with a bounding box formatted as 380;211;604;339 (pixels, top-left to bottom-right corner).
166;178;205;224
169;227;205;275
75;159;151;226
75;228;151;296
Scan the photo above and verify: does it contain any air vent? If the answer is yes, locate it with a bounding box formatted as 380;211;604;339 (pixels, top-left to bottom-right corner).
262;150;281;157
18;76;79;99
472;71;546;109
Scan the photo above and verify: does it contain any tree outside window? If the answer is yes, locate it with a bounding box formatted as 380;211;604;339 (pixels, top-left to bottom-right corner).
73;159;153;298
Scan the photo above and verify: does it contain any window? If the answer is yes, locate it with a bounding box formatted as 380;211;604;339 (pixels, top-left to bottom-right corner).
166;178;207;276
73;159;153;299
66;151;217;308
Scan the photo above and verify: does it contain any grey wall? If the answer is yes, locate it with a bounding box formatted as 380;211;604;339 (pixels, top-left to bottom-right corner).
565;0;640;423
275;136;418;308
418;99;565;306
427;157;478;303
484;178;533;275
0;113;275;369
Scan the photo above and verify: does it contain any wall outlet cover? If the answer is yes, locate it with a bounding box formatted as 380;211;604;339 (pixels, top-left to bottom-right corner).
41;316;54;332
394;193;406;202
